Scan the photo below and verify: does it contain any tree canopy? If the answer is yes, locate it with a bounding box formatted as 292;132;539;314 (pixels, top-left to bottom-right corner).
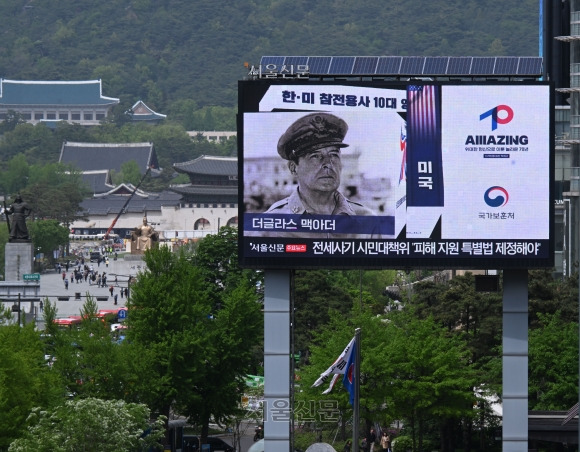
126;231;262;443
0;1;539;110
0;320;64;450
8;398;165;452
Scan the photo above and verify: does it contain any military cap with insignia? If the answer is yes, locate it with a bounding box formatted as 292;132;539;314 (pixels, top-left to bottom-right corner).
277;113;349;160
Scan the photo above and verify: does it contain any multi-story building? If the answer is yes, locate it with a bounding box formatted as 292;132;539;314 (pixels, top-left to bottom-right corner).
548;0;580;277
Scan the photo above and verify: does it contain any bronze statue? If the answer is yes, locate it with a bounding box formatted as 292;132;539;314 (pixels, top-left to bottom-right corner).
5;194;32;242
130;215;158;254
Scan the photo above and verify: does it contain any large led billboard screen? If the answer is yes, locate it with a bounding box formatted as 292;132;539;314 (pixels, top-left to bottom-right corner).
238;80;554;269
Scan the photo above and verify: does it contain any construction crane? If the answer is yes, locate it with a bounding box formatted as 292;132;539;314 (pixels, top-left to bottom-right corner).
104;167;151;240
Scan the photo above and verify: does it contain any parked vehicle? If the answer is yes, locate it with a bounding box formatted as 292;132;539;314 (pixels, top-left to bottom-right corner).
182;435;234;452
89;252;102;262
53;316;82;330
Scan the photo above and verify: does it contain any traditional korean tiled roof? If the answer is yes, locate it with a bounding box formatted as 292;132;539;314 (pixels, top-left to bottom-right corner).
79;189;182;216
173;155;237;176
59;141;160;175
0;79;119;106
81;170;114;195
95;183;149;197
170;184;238;197
127;100;166;122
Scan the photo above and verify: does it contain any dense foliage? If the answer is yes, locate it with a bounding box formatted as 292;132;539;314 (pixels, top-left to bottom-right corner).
296;270;579;451
127;229;263;444
0;121;237;192
8;398;165;452
0;317;64;450
0;0;539;111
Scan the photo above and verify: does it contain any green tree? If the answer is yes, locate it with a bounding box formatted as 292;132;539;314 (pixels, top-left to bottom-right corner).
412;273;503;366
19;163;88;225
28;220;70;267
300;307;477;452
111;159;142;186
127;235;262;445
528;269;579;327
529;312;578;410
192;227;262;311
0;123;57;164
0;110;27;134
0;321;64;449
293;270;358;360
47;297;140;401
178;280;262;443
126;246;213;427
8;398;165;452
0;154;30;195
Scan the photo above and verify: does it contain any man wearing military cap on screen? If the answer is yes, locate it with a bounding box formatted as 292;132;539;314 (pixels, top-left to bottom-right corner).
267;112;374;216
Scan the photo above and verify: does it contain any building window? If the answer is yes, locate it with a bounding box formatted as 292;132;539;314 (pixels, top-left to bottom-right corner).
59;113;69;120
46;112;56;120
96;113;105;120
21;112;31;120
35;112;44;120
72;113;81;120
0;112;5;120
84;113;93;120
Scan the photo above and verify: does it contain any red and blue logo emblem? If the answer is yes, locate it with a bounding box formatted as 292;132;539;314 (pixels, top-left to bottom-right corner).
480;105;514;131
484;186;509;207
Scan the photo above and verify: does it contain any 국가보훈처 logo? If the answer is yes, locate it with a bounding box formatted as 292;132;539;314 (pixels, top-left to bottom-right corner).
484;186;509;207
479;105;514;131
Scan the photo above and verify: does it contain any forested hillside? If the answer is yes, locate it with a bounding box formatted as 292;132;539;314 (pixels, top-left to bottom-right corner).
0;0;539;113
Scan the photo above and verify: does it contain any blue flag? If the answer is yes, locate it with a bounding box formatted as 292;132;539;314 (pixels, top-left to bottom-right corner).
342;338;356;406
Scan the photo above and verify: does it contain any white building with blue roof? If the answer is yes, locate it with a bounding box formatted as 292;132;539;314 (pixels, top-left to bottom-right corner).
0;79;119;126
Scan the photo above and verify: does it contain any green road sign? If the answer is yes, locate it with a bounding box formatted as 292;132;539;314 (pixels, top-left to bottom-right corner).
23;273;40;281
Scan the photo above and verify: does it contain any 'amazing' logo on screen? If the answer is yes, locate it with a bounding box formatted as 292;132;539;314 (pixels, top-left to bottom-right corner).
480;105;514;131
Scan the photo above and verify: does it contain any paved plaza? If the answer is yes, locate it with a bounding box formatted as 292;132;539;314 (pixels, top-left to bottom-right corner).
2;255;146;325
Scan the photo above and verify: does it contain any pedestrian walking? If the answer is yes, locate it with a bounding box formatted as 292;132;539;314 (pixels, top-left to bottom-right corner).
109;285;114;297
114;294;118;305
64;278;69;290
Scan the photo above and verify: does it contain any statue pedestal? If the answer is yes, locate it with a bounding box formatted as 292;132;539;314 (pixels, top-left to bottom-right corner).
4;242;34;282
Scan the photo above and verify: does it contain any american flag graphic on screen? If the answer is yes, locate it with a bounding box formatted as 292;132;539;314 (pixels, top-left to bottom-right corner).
406;85;444;207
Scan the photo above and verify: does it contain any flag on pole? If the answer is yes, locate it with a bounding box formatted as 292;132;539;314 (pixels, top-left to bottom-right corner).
343;338;356;406
312;336;355;395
